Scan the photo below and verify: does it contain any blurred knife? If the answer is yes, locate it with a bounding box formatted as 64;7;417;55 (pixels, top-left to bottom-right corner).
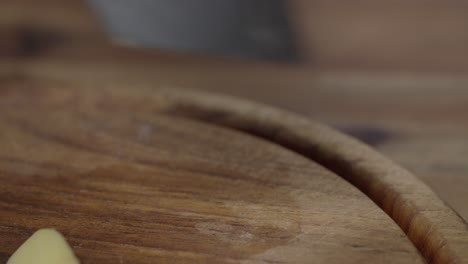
87;0;297;61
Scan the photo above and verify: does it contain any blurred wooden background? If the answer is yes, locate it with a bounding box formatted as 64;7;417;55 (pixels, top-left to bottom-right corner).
1;0;467;222
289;0;468;72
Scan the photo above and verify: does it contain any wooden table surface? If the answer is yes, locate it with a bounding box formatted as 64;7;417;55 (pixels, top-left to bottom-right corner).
2;0;467;227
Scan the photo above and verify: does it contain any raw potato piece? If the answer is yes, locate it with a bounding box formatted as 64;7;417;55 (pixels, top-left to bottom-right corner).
7;229;80;264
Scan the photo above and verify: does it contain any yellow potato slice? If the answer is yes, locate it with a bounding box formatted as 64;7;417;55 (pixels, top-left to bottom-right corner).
8;229;79;264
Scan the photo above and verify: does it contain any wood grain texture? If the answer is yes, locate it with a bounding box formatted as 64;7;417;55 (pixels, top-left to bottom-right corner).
1;1;468;262
159;89;468;263
6;42;468;226
0;76;426;263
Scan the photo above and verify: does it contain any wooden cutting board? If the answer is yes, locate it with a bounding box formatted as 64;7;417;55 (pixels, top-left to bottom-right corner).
0;75;467;263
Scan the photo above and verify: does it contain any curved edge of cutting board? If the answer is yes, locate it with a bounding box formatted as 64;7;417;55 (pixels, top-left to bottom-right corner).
155;89;468;264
